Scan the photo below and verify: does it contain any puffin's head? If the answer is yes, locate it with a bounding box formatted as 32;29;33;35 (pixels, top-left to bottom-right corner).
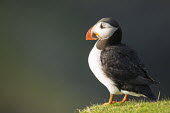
86;18;122;43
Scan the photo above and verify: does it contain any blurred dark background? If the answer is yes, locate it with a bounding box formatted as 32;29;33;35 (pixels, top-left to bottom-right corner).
0;1;170;113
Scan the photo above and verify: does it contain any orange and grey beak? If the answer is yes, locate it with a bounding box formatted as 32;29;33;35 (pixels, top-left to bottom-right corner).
86;27;97;40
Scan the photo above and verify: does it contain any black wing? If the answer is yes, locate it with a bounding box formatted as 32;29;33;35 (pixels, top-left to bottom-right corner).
101;44;158;85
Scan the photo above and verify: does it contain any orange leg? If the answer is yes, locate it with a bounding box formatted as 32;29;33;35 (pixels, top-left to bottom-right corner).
117;94;128;103
102;94;114;105
103;94;128;105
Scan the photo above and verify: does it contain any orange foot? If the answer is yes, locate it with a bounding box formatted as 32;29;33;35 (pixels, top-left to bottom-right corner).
102;101;117;105
102;102;112;105
116;100;126;103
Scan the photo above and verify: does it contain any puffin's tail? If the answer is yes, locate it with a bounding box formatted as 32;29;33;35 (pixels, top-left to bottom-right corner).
147;91;157;101
142;86;157;101
135;85;157;101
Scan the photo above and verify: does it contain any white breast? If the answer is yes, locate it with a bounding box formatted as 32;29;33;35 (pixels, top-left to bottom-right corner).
88;43;122;94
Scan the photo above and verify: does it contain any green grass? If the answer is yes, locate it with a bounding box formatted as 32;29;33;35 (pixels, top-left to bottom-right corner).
78;100;170;113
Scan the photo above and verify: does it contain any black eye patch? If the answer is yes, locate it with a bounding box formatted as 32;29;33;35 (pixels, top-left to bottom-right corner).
100;23;105;29
100;23;112;29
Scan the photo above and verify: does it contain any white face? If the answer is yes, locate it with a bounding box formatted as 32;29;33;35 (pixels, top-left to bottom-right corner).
92;22;118;40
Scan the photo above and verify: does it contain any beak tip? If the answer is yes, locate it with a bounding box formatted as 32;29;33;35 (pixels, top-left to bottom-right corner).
86;27;96;40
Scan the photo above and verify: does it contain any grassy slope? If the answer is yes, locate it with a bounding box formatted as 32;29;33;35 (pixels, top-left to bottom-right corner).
79;100;170;113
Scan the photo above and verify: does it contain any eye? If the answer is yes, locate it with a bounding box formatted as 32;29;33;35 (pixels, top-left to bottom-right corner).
100;23;105;29
100;23;112;29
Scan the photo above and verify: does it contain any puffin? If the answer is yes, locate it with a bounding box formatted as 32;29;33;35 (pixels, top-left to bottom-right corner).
86;18;158;105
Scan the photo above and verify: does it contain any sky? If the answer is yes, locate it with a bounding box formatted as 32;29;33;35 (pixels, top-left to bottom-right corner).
0;0;170;113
